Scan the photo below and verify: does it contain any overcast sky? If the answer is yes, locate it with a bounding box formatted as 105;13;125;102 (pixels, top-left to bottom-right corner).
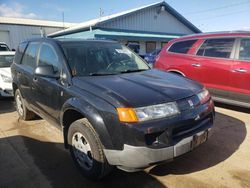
0;0;250;32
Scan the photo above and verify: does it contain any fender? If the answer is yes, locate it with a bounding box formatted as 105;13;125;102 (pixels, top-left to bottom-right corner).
60;97;122;150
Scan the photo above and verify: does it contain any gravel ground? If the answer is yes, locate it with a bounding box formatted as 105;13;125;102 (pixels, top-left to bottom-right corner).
0;98;249;188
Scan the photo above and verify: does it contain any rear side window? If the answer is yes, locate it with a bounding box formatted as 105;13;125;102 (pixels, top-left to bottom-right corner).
197;38;235;58
168;40;197;54
239;38;250;61
21;42;40;69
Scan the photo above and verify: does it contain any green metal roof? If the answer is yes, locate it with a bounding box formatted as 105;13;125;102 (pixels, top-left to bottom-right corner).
56;29;181;41
94;29;180;41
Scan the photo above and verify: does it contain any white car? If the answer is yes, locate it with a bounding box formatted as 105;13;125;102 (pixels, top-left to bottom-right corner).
0;51;15;97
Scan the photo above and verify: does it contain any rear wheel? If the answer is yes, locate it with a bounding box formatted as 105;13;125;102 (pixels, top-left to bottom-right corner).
68;118;112;180
15;89;35;120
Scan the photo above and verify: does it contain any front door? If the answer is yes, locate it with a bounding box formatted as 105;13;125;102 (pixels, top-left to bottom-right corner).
32;42;63;122
194;38;236;99
229;38;250;104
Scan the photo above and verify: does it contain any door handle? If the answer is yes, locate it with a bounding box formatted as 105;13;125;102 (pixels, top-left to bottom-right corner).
191;63;201;67
233;68;247;73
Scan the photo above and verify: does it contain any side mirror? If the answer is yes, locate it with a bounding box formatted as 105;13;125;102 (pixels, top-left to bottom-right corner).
12;49;16;51
34;65;60;79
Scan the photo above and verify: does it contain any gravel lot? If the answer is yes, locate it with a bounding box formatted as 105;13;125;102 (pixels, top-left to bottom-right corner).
0;98;250;188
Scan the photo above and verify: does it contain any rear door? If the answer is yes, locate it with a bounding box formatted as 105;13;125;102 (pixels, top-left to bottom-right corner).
229;38;250;105
165;39;201;80
193;38;236;99
18;42;40;105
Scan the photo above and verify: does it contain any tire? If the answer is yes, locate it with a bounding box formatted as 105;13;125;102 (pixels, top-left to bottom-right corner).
68;118;112;180
15;89;35;120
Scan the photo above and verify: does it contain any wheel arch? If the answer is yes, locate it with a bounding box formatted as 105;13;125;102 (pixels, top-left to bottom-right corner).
167;69;186;76
60;98;114;150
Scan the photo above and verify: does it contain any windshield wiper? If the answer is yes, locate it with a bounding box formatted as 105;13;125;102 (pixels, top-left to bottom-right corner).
88;72;118;76
119;69;148;74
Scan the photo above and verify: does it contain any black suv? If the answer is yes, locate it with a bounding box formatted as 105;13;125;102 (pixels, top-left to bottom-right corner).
11;38;215;180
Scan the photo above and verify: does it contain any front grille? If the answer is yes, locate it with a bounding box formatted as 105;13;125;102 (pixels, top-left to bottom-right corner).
177;95;200;111
172;115;213;140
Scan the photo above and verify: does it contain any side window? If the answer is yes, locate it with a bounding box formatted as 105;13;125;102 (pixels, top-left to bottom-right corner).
14;42;27;64
38;44;59;70
239;38;250;61
168;40;197;54
21;42;40;69
197;38;235;58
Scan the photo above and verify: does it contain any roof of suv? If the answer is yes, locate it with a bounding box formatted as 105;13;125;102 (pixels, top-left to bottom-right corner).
171;31;250;42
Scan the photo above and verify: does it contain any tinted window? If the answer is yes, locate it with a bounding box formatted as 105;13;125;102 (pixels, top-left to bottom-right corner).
38;44;58;69
0;44;10;51
0;55;14;67
239;38;250;61
197;38;235;58
21;42;40;68
168;40;197;54
14;42;27;64
62;42;149;77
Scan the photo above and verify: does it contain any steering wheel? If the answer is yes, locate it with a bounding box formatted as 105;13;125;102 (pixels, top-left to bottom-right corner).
106;59;131;71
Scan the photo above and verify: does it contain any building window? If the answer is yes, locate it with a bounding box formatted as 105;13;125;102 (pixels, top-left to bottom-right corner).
161;42;168;49
146;42;156;53
127;41;140;53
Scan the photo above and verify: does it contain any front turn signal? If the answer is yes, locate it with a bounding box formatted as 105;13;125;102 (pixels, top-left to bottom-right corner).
117;108;138;123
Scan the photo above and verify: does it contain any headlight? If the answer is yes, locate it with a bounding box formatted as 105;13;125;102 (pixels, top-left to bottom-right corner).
197;89;210;104
0;74;12;83
117;102;180;123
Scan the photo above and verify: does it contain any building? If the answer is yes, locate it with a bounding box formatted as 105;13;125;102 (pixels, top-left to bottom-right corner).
49;1;201;55
0;17;76;49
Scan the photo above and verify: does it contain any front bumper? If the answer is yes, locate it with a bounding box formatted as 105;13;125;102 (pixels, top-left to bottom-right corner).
104;128;213;171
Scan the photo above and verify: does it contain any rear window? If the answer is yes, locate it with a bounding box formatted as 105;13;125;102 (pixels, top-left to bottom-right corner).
197;38;235;59
168;40;197;54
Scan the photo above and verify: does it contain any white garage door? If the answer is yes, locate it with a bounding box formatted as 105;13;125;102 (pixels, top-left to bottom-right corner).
0;31;11;48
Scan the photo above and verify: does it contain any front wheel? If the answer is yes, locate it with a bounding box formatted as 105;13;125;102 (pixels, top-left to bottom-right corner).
68;118;112;180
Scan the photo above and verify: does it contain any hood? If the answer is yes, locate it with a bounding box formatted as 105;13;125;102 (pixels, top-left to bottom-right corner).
0;67;11;77
73;69;203;107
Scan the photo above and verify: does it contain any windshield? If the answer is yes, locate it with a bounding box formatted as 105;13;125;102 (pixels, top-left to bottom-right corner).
0;44;10;51
62;42;149;76
0;55;14;68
